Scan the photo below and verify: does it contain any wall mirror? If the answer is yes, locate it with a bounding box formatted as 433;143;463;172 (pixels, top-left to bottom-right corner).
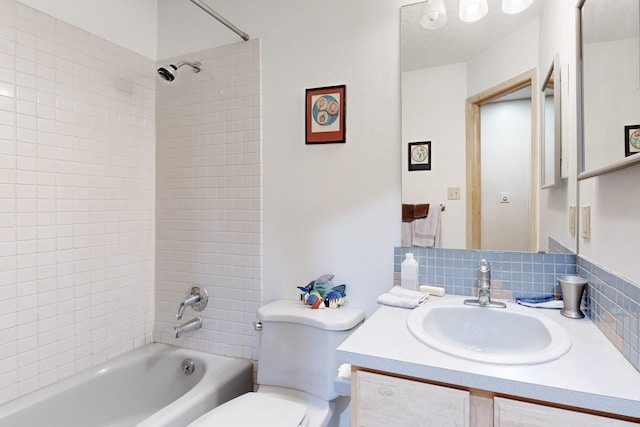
540;53;561;188
401;0;576;253
578;0;640;178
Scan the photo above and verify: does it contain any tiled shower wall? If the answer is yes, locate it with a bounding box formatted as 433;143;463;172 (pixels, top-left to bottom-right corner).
0;0;156;404
154;40;262;361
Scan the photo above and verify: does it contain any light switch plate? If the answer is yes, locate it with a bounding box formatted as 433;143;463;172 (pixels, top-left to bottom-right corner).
581;206;591;239
447;187;461;200
569;205;576;235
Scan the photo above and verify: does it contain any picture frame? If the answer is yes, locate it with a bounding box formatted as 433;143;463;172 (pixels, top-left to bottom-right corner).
624;124;640;157
305;85;346;144
408;141;431;171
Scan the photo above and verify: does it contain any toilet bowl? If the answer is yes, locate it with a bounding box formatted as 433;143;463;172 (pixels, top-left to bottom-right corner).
187;299;364;427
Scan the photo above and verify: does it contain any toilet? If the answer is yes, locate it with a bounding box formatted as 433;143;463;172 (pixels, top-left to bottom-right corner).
188;299;365;427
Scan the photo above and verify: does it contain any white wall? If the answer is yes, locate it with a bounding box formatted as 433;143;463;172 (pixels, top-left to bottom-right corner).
155;0;406;317
402;63;467;248
537;0;578;254
16;0;157;59
0;0;156;404
579;166;640;284
467;19;539;97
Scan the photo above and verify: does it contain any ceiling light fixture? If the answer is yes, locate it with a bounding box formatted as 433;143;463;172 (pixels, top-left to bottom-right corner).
459;0;489;23
420;0;447;29
502;0;534;14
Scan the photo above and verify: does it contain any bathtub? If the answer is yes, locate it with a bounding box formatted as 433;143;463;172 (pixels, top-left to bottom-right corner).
0;343;253;427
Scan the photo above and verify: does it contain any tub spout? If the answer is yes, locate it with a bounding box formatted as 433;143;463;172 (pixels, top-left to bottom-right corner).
174;317;202;338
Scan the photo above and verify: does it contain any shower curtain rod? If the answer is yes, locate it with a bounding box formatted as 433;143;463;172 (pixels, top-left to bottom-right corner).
190;0;250;41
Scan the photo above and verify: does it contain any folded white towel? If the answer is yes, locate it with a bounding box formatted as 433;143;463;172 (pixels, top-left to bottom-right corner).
377;286;429;308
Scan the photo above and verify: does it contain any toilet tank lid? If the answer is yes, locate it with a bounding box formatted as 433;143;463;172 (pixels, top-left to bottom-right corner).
258;299;365;331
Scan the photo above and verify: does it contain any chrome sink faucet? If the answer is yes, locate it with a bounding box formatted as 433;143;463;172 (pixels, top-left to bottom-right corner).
464;259;506;308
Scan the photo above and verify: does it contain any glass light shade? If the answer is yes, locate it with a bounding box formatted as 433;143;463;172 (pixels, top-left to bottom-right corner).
459;0;489;23
420;0;447;29
502;0;534;14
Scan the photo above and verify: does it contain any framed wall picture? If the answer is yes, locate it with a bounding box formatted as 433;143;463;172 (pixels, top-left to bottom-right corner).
408;141;431;171
624;124;640;157
305;85;346;144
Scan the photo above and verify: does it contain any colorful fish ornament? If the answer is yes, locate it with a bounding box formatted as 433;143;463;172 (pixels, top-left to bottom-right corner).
323;284;347;308
297;274;347;309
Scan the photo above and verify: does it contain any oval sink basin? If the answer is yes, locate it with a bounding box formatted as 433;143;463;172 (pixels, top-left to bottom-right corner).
406;300;572;365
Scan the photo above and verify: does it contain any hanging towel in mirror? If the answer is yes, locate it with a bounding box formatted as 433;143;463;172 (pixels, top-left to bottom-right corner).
413;207;441;248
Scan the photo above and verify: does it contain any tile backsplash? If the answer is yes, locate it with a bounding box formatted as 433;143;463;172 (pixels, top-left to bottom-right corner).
394;247;576;299
578;256;639;371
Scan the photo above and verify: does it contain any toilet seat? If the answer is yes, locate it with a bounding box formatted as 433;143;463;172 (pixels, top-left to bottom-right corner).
188;392;308;427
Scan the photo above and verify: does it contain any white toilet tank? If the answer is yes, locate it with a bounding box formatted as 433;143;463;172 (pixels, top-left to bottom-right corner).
256;299;365;402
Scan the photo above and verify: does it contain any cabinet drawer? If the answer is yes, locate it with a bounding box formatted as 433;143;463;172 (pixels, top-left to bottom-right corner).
494;397;637;427
353;370;470;427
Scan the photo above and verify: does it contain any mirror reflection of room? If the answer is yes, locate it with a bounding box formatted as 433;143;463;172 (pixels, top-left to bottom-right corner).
401;0;575;254
580;0;640;172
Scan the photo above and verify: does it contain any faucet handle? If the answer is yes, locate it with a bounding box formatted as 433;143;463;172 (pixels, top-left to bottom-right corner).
478;259;491;280
176;286;209;320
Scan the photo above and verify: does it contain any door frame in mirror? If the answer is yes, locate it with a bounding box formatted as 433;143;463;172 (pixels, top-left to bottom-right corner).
541;53;561;189
466;69;539;250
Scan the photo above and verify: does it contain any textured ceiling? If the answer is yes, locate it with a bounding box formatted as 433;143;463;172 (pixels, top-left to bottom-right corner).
401;0;546;72
402;0;639;72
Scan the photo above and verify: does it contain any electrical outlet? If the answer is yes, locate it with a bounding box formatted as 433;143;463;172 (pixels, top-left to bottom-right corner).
581;206;591;239
569;205;576;235
447;187;461;200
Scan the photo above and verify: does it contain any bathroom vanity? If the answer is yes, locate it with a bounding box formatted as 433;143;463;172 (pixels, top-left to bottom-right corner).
336;296;640;426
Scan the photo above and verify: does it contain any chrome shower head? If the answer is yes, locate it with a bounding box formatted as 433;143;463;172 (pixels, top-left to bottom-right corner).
157;61;202;81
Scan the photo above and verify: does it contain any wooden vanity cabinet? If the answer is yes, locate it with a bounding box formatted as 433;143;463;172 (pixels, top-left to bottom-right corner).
352;370;471;426
493;397;637;427
351;369;638;427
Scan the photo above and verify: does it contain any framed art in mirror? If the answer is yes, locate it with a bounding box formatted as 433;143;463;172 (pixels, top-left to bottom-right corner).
625;124;640;157
408;141;431;171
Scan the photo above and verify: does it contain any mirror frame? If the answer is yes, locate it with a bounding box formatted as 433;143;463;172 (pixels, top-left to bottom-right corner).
577;0;640;179
540;53;561;189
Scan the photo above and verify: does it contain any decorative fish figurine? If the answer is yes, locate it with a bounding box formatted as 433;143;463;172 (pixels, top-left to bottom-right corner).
297;274;346;309
324;284;347;308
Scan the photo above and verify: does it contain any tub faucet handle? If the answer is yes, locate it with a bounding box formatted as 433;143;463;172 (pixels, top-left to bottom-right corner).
176;286;209;320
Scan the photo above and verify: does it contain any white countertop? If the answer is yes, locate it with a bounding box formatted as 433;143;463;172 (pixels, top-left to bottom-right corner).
337;295;640;419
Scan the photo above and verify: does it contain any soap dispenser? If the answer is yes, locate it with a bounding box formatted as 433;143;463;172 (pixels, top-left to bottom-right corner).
401;253;419;290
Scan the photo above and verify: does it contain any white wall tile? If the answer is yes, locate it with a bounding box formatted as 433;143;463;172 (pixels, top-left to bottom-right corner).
154;40;261;360
0;0;155;404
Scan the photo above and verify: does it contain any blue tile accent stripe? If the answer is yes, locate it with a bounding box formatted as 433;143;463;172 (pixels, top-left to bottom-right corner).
394;247;576;300
578;256;640;372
